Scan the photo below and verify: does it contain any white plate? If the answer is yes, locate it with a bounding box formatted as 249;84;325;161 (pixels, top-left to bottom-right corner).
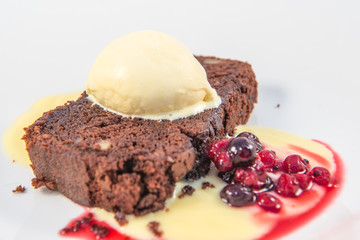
1;1;360;239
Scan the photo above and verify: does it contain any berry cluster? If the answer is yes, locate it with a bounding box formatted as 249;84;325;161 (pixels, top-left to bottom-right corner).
206;132;332;213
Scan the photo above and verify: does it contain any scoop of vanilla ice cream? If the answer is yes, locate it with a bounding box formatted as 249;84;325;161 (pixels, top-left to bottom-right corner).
86;30;221;120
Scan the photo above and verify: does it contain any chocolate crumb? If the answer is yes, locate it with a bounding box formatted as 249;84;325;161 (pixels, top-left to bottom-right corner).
114;211;128;226
45;181;57;191
178;185;195;199
276;104;280;108
201;182;215;189
90;224;110;239
31;178;46;189
31;177;57;191
165;208;170;212
147;221;163;238
12;185;26;193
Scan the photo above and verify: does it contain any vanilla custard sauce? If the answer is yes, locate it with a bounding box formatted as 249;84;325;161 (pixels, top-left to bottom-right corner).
2;92;81;166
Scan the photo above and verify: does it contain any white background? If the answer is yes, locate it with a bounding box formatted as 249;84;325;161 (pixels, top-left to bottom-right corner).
1;0;359;239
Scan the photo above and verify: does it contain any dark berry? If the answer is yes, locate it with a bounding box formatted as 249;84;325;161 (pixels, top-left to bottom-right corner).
257;193;282;213
295;173;312;190
207;139;231;159
236;132;263;152
228;137;256;168
218;169;235;183
258;150;276;167
276;173;301;197
220;184;256;207
282;155;308;174
213;151;234;172
311;167;331;186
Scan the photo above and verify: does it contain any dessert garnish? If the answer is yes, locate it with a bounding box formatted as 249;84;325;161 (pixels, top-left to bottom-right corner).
207;131;336;213
201;181;215;189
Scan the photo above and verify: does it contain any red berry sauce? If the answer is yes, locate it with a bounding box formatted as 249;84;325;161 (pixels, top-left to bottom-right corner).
60;210;134;240
256;140;344;240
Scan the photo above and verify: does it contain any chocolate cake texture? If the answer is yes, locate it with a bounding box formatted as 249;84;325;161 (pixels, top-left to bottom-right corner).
23;56;257;216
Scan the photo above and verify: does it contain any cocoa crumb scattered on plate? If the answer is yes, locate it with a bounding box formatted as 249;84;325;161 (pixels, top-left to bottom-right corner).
201;181;215;189
276;103;280;108
12;185;26;193
147;221;163;237
114;211;128;226
178;185;195;198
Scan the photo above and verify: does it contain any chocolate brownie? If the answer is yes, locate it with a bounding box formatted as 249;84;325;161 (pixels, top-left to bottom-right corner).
23;56;257;216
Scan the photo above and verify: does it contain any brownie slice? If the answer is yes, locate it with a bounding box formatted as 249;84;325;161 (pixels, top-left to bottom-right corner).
23;56;257;216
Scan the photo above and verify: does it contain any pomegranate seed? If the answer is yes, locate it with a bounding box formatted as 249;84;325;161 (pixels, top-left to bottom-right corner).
295;173;312;190
207;139;231;159
214;151;234;172
257;193;282;213
220;184;256;207
311;167;331;186
236;132;263;152
228;137;256;168
276;173;301;197
282;155;308;174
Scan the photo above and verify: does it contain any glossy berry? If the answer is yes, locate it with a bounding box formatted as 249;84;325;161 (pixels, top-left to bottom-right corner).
213;151;234;172
295;173;312;190
234;168;269;190
282;155;308;174
220;184;256;207
257;193;282;213
236;132;263;152
276;173;301;197
258;150;276;167
207;138;231;159
228;137;256;168
311;167;331;186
